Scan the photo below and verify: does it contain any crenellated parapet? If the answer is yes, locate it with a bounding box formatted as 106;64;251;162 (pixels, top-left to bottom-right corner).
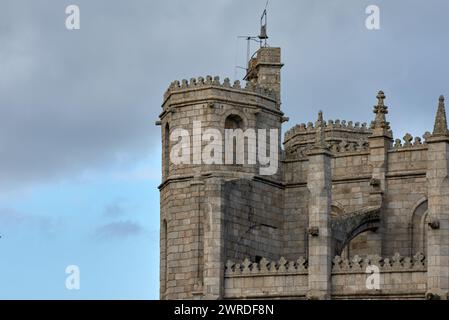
329;140;369;154
160;75;283;123
332;252;426;274
284;120;369;141
284;119;371;160
225;252;426;276
391;132;431;151
225;256;308;277
163;75;278;106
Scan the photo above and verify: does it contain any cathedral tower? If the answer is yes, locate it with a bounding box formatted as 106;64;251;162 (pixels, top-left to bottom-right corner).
158;47;284;299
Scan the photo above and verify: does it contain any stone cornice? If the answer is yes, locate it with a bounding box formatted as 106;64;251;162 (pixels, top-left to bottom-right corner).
162;84;277;107
426;135;449;144
159;94;283;121
306;148;333;157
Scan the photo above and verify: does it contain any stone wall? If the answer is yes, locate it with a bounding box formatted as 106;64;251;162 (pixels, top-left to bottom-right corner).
282;186;308;259
383;173;427;257
160;179;205;299
223;178;283;263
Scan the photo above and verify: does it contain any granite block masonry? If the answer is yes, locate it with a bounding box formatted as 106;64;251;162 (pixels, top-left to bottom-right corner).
158;46;448;300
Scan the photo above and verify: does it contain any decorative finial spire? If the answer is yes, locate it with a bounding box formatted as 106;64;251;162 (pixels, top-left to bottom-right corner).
314;110;327;149
432;95;448;136
318;110;323;123
371;90;391;132
377;90;385;106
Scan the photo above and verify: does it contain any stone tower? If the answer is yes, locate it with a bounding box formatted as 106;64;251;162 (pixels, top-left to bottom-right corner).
158;47;284;299
426;95;449;299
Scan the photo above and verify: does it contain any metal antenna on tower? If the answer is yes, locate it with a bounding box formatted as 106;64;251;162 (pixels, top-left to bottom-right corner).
234;1;270;76
258;0;269;47
237;36;260;70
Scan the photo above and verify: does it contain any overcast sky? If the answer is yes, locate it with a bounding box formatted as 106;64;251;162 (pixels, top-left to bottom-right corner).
1;0;448;299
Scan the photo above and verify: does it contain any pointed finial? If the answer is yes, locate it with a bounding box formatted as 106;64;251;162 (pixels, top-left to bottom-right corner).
371;90;390;132
376;90;385;106
432;95;448;136
314;110;327;149
318;110;323;123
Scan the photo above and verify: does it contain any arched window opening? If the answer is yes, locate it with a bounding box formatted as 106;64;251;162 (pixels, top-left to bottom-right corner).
225;114;243;129
224;114;245;165
411;200;428;256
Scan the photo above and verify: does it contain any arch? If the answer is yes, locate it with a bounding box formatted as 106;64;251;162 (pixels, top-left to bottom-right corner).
221;110;248;129
223;113;247;165
410;197;428;221
336;221;380;258
411;199;428;256
345;215;380;245
340;229;379;259
332;206;381;257
225;114;244;129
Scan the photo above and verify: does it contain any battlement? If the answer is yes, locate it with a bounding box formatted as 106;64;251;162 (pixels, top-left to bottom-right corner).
390;132;431;151
285;119;370;142
224;253;425;277
284;118;371;160
163;75;277;103
332;252;426;274
225;256;308;277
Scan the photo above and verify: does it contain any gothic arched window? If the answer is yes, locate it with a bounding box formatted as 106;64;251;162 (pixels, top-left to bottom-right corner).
225;114;244;165
411;200;428;256
225;114;243;129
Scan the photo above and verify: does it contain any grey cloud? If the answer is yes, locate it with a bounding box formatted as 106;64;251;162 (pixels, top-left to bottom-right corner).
103;198;127;218
1;0;449;190
0;207;62;236
94;220;144;240
0;0;250;190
